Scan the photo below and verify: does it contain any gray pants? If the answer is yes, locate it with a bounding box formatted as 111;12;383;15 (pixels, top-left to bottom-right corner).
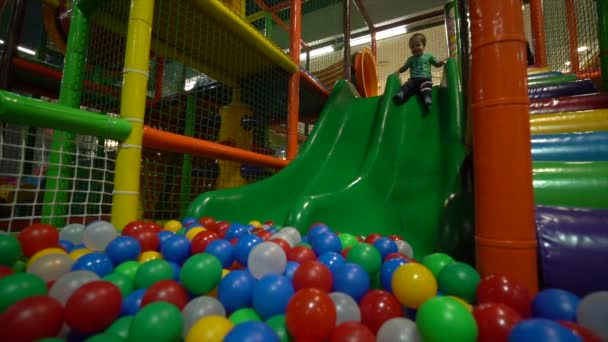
394;77;433;107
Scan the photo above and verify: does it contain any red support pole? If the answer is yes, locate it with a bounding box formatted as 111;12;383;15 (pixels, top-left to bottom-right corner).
469;0;539;295
529;0;547;67
287;0;302;160
565;0;580;73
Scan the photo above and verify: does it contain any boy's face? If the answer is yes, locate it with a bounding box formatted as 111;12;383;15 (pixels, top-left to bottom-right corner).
410;40;425;56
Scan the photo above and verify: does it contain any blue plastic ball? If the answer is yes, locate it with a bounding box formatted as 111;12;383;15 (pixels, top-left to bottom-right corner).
373;237;398;259
332;263;370;301
181;217;197;227
380;258;408;292
266;228;279;234
509;318;583;342
121;288;146;316
223;321;280;342
311;233;342;256
167;261;181;281
283;261;300;281
218;270;257;313
72;252;114;277
160;235;191;265
157;231;174;245
532;289;581;322
308;224;331;239
105;236;141;265
225;223;248;240
252;274;294;319
205;239;234;269
234;235;263;266
58;239;75;252
317;252;345;274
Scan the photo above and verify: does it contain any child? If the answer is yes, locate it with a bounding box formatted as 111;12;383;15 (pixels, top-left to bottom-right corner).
393;33;445;110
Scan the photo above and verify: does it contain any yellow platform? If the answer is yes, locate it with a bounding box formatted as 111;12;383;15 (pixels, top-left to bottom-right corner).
530;109;608;134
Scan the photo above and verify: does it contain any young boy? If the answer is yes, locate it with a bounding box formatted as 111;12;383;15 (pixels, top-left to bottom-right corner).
393;33;445;110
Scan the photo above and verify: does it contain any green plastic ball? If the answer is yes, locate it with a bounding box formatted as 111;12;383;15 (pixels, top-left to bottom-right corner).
103;273;134;297
296;242;311;248
437;262;481;303
0;234;23;266
84;333;124;342
106;315;133;340
346;243;382;275
266;314;293;342
338;233;358;250
229;307;262;324
12;259;26;273
134;259;173;289
179;253;222;295
176;227;187;235
129;302;183;342
0;272;47;312
416;296;478;342
421;252;455;278
114;261;140;280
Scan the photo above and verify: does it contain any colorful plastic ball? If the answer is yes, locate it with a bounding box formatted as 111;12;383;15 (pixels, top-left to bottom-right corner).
275;227;302;246
509;318;583;342
253;274;295;319
83;221;119;252
180;253;222;295
332;263;370;301
558;321;603;342
0;265;14;279
129;301;183;342
0;295;64;342
181;217;197;227
106;316;133;340
421;252;455;278
477;274;532;317
437;261;480;303
120;288;146;316
105;236;141;265
141;279;189;310
248;242;287;280
532;288;580;322
373;237;398;259
311;232;342;256
85;332;124;342
214;222;231;237
27;252;73;282
157;230;174;245
103;272;134;297
392;263;437;308
395;239;414;258
134;259;173;288
318;251;346;274
122;221;149;235
380;257;408;292
265;314;291;342
287;245;316;263
114;260;140;280
64;280;122;333
0;234;23;266
286;288;337;341
364;233;382;244
69;248;92;261
18;223;59;257
204;239;234;268
27;247;67;268
229;307;263;324
283;261;299;281
292;260;333;292
138;251;163;263
160;235;191;265
185;315;233;342
329;321;375;342
338;233;358;250
269;238;291;255
71;252;114;277
126;229;160;252
576;291;608;341
224;321;280;342
384;252;409;262
234;234;263;266
181;296;226;337
329;291;361;324
308;223;331;239
49;270;99;304
225;223;248;240
359;290;404;334
59;223;86;244
58;239;75;252
199;216;215;228
417;296;478;342
473;302;523;342
376;317;421;342
191;230;220;254
163;220;182;233
185;227;206;241
346;243;382;275
218;269;256;313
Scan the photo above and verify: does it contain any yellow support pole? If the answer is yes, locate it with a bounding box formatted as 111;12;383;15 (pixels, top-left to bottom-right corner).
111;0;155;230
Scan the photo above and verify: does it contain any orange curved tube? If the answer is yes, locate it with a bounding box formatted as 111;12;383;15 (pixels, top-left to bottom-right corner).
470;0;539;295
142;126;289;169
530;0;547;67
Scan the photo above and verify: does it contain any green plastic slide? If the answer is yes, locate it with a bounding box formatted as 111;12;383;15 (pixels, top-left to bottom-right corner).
185;60;468;257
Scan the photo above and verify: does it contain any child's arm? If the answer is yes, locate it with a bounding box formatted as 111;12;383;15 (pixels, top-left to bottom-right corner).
395;58;411;74
430;54;446;68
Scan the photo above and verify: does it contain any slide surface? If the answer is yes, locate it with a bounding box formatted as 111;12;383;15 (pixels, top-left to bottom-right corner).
185;60;467;257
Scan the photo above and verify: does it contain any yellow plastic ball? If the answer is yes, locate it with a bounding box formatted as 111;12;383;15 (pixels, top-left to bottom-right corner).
138;251;163;263
392;263;438;309
447;296;473;311
185;315;233;342
69;248;92;261
28;247;68;267
248;220;262;228
186;227;207;241
164;220;182;233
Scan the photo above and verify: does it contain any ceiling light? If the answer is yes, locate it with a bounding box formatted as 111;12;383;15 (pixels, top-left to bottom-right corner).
577;46;588;52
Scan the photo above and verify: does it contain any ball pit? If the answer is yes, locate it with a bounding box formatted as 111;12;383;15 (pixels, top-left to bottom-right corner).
0;219;606;342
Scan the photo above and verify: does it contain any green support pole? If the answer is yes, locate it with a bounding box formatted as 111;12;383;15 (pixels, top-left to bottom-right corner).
180;95;196;213
264;12;273;39
597;0;608;90
41;3;92;227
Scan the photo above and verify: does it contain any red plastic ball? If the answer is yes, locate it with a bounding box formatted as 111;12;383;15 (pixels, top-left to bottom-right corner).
341;247;352;258
0;295;64;342
558;321;603;342
18;224;59;257
214;222;231;237
388;234;402;241
256;230;272;241
270;238;292;255
292;260;333;292
143;222;162;233
384;252;408;262
286;288;336;340
141;280;189;310
473;302;523;342
190;230;219;254
0;265;14;280
251;228;265;234
476;275;532;318
199;216;215;229
359;290;403;334
329;321;375;342
364;234;382;244
64;280;122;333
287;246;317;263
122;221;148;235
355;236;364;243
124;228;160;252
264;221;275;226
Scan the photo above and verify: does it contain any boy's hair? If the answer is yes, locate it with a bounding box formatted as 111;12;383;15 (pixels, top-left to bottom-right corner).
409;33;426;47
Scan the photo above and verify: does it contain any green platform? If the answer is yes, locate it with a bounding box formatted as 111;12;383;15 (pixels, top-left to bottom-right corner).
185;60;468;258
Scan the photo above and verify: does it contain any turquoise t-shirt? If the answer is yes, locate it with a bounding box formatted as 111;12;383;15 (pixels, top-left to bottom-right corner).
398;53;440;78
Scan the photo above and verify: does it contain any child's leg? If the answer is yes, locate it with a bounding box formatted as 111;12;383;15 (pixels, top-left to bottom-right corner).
419;78;433;107
393;78;417;104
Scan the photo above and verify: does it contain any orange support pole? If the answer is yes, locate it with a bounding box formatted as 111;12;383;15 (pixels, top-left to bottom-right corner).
470;0;539;295
529;0;547;67
565;0;580;73
287;0;302;160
